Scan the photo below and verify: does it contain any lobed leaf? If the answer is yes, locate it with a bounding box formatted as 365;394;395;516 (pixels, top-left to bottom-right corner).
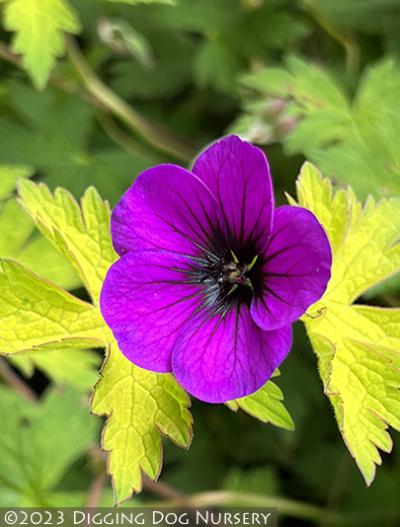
293;163;400;484
0;166;95;388
19;182;117;303
0;259;105;354
227;376;294;431
137;0;308;96
0;386;97;503
91;343;192;504
2;0;81;89
0;165;79;290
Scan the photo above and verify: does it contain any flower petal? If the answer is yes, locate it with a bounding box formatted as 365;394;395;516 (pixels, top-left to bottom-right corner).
100;250;203;372
192;135;274;252
111;164;221;257
251;205;332;330
172;306;292;403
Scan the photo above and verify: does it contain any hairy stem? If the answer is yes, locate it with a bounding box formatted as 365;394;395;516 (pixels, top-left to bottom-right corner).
65;37;195;162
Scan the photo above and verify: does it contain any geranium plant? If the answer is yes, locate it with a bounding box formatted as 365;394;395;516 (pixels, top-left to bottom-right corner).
0;0;399;522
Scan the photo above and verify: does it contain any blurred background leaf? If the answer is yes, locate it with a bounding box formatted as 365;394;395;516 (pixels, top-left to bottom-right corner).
231;58;400;197
0;82;152;204
0;386;97;506
9;349;100;392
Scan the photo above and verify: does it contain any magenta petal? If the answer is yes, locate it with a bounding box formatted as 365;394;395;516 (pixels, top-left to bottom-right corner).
111;164;221;257
251;205;332;331
100;250;203;372
172;307;292;403
102;136;332;401
192;135;274;251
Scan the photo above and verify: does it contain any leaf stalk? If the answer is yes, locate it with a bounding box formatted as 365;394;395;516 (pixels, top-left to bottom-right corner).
65;37;195;163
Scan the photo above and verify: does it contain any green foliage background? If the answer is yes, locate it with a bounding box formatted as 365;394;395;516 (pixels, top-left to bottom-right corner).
0;0;399;524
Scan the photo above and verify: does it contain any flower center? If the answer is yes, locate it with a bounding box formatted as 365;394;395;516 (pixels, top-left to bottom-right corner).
218;251;258;296
194;249;260;315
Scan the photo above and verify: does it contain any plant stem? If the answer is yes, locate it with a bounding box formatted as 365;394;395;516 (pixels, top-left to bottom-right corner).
188;491;335;524
0;40;195;163
324;453;350;518
0;357;38;402
95;111;165;163
303;0;360;75
0;42;20;65
147;490;400;526
65;37;195;163
86;472;107;508
142;475;189;504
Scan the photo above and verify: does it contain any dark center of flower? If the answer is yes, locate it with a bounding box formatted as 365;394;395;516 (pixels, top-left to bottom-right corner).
189;246;262;316
219;251;258;294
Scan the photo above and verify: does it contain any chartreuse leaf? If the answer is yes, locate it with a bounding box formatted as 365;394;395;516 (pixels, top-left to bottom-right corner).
92;342;192;504
0;165;80;290
16;181;193;504
292;162;400;484
17;235;80;289
227;374;294;431
0;386;96;504
0;259;105;354
1;0;81;89
18;181;116;303
0;165;82;389
0;200;33;257
0;177;98;389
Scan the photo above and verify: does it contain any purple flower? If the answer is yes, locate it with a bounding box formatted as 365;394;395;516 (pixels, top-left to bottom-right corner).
100;136;332;403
